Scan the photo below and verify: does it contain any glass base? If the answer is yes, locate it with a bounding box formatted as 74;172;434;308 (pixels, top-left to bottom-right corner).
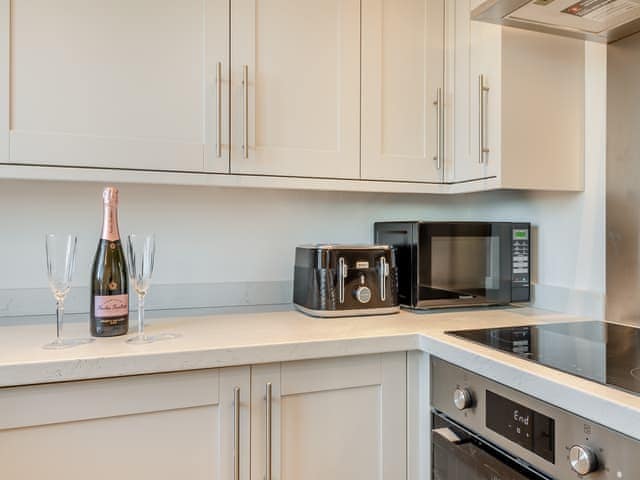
43;338;95;350
126;332;180;344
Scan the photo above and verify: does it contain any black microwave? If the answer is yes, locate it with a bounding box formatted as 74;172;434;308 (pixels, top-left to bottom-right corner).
374;222;530;309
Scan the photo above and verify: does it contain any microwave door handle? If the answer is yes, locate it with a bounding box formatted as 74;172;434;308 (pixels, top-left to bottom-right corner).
379;257;388;302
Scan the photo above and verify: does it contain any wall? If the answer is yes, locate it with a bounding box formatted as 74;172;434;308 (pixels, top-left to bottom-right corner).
0;44;606;321
607;32;640;326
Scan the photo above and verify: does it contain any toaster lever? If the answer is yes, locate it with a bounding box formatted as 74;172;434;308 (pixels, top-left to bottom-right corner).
338;257;347;304
379;257;389;302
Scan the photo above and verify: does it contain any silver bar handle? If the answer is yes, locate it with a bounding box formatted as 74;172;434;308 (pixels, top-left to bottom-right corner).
439;87;445;171
433;88;443;170
379;257;388;302
265;382;272;480
233;387;240;480
479;75;490;164
338;257;347;304
242;65;249;159
216;62;223;158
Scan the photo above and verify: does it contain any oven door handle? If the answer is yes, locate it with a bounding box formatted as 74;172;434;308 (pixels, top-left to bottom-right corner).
433;427;463;444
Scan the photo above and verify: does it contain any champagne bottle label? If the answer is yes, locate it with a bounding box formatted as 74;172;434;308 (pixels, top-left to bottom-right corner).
94;294;129;318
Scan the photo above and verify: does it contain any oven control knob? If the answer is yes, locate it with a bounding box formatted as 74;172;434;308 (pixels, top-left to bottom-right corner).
453;388;473;411
569;445;598;476
355;286;372;304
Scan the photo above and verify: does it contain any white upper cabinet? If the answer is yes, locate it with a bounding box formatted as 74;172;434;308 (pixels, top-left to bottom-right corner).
230;0;361;179
362;0;445;183
3;0;229;172
446;0;585;190
446;4;500;182
0;0;587;192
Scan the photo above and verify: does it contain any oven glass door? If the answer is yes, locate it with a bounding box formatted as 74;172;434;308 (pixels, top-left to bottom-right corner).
419;223;512;306
432;415;551;480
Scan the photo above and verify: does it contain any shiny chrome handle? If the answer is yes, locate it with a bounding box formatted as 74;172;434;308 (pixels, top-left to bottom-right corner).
433;88;443;170
433;427;462;444
242;65;249;159
216;62;223;158
439;88;445;170
265;382;272;480
379;257;388;302
479;75;490;164
233;387;240;480
338;257;347;304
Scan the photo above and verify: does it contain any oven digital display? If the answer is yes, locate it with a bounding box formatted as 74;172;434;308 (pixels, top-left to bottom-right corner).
486;391;555;463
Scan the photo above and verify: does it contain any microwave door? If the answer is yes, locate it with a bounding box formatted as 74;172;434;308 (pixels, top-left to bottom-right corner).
427;236;497;303
419;224;512;307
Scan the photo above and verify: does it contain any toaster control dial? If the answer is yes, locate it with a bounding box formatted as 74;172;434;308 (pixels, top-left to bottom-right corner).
355;286;372;304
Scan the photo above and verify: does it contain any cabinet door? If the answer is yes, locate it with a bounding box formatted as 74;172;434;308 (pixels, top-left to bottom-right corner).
231;0;360;179
362;0;445;183
2;0;229;172
447;0;500;182
0;368;250;480
251;353;406;480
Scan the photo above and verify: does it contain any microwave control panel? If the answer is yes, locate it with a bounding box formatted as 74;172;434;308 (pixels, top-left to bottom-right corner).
511;225;530;302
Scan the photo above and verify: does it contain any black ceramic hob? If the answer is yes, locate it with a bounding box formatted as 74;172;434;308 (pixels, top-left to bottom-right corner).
448;321;640;396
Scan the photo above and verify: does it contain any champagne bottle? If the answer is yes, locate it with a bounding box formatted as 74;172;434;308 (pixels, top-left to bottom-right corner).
90;187;129;337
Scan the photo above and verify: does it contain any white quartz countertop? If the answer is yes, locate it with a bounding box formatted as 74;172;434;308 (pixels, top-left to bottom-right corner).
2;305;640;440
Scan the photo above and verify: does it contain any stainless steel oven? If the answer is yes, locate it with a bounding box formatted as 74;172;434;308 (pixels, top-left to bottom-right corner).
431;357;640;480
374;222;530;309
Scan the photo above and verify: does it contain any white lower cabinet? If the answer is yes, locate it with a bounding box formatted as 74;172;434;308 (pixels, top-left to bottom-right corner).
0;367;251;480
0;353;408;480
251;353;407;480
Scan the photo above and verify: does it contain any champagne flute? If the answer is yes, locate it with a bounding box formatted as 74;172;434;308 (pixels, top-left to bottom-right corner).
44;234;94;349
126;234;177;344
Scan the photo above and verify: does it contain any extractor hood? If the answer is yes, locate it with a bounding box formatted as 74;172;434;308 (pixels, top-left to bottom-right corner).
472;0;640;43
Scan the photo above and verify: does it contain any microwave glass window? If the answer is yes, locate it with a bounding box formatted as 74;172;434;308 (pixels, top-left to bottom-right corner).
425;236;501;300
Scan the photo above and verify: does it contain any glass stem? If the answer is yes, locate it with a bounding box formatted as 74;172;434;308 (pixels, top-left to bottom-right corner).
138;293;145;337
56;298;64;342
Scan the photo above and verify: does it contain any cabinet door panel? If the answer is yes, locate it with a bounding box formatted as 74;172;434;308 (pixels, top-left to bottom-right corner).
251;353;406;480
232;0;360;178
2;406;218;480
6;0;229;172
0;0;7;163
470;18;501;180
447;0;500;182
362;0;444;182
0;368;250;480
282;385;381;478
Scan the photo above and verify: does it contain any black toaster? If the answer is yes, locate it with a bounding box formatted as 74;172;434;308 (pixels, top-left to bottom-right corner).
293;244;400;317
